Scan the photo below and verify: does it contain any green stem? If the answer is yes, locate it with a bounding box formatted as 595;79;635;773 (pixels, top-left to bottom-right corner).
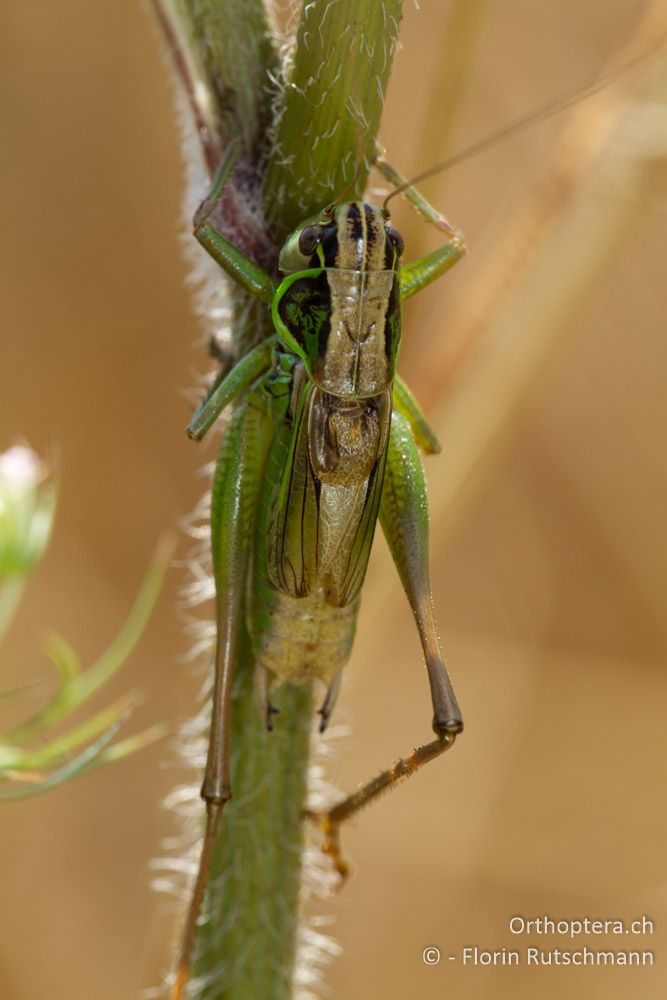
163;2;403;996
263;0;403;233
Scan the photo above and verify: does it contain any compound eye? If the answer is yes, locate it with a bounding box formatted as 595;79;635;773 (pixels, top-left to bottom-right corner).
386;225;404;258
298;224;323;256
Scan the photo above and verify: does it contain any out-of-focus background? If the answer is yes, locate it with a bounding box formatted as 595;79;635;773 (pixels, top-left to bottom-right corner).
1;2;666;999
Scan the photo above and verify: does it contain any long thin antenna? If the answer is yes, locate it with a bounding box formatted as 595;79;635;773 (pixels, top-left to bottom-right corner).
384;34;666;211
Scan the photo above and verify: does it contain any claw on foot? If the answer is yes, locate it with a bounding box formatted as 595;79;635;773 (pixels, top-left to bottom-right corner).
305;809;350;886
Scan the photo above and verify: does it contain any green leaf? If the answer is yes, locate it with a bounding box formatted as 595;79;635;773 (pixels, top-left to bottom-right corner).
6;535;172;744
0;536;172;802
4;691;141;771
0;715;126;803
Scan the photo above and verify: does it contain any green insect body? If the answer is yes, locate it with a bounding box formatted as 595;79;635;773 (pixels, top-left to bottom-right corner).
193;194;464;744
173;154;466;999
253;205;398;705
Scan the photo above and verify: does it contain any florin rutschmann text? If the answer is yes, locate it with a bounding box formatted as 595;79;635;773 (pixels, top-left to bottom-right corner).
423;915;655;968
460;946;653;966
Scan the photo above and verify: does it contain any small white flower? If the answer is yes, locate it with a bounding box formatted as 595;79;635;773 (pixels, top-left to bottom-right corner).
0;445;56;576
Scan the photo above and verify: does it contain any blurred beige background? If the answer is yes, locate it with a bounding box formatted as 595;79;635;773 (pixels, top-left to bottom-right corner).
1;2;665;999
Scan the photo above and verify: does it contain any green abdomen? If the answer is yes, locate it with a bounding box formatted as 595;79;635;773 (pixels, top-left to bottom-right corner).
249;366;381;689
251;582;358;687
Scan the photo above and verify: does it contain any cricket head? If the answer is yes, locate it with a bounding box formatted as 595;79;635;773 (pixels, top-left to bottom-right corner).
278;201;404;275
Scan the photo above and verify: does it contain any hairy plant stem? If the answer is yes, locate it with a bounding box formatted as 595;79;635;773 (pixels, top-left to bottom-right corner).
159;1;404;996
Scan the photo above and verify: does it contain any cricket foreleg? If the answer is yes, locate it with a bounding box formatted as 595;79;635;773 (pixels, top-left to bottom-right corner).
188;337;235;442
187;337;275;441
171;394;273;1000
193;140;278;305
399;237;466;302
375;152;459;236
374;156;467;301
